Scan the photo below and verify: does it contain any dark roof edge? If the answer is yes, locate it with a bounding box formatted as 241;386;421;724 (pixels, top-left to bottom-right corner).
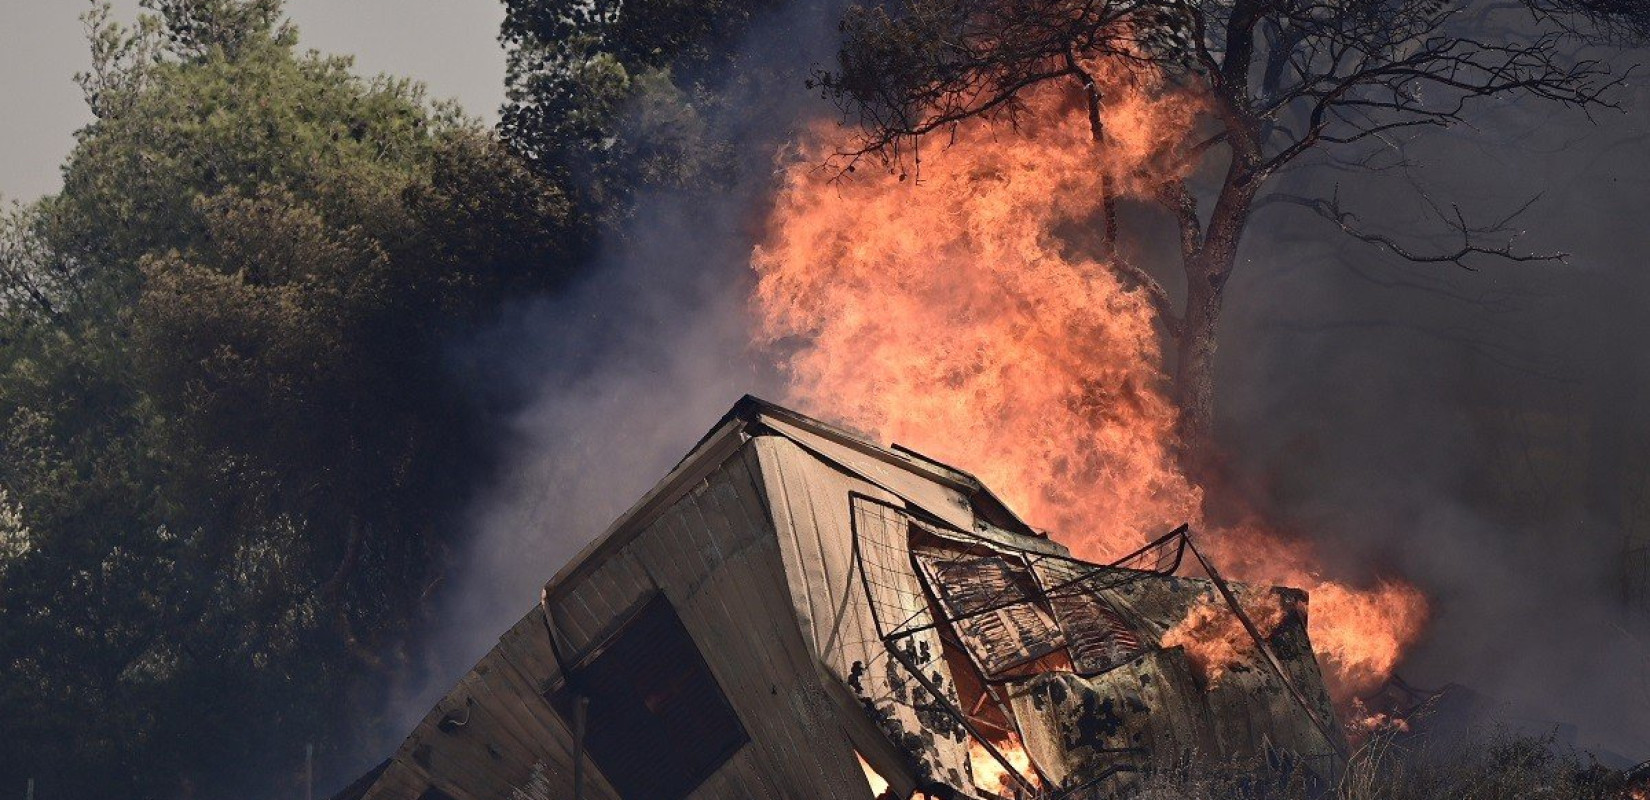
543;410;751;595
712;395;1039;536
546;395;1041;598
326;759;389;800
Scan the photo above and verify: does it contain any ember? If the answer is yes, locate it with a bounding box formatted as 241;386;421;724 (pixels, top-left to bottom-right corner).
753;54;1428;707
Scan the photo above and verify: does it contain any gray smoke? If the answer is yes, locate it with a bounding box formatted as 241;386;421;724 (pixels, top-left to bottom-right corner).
1217;73;1650;759
383;0;847;740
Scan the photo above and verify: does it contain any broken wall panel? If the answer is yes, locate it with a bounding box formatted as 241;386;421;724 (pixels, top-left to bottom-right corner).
754;435;979;793
1007;648;1216;791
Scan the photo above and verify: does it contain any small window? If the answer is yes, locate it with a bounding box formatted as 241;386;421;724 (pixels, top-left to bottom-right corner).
549;594;748;800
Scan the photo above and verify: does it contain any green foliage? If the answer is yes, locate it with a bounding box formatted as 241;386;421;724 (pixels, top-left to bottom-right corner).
143;0;287;59
48;4;450;282
0;0;788;794
0;2;578;797
498;0;778;222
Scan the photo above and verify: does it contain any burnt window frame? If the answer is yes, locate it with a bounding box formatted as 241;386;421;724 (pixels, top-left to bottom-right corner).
546;592;749;800
912;543;1068;678
1032;559;1145;675
908;525;1148;683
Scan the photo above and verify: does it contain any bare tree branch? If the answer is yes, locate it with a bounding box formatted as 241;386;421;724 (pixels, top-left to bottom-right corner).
1113;254;1185;337
1261;186;1568;268
813;0;1642;447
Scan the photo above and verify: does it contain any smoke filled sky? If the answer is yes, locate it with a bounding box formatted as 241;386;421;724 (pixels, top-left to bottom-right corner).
0;0;506;203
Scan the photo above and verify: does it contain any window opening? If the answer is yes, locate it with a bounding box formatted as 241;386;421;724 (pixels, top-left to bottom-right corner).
547;594;748;800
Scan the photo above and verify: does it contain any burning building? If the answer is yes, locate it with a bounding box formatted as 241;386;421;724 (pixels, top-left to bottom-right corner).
336;397;1346;800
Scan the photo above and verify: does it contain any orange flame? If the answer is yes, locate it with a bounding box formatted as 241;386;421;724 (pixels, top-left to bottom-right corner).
1161;592;1287;686
857;751;893;798
752;55;1428;706
1344;698;1411;737
968;734;1042;796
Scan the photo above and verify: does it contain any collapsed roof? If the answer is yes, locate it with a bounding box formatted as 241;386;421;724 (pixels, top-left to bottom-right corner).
337;397;1345;800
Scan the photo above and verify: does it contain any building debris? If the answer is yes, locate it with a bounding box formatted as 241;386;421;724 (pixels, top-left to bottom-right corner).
335;397;1346;800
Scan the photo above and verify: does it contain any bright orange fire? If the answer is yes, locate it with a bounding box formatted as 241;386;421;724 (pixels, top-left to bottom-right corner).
968;734;1042;796
1161;591;1287;685
751;56;1428;706
857;751;892;797
1344;698;1411;737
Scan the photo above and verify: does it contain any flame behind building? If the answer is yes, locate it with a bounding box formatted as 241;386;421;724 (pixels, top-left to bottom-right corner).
752;64;1427;704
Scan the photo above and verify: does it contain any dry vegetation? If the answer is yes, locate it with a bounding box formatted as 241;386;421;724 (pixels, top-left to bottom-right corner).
1130;731;1642;800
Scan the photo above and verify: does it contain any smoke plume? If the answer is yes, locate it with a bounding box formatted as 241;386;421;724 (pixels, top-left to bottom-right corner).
1218;77;1650;758
386;0;849;741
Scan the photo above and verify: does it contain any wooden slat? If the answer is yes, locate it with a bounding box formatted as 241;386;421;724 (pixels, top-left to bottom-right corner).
752;436;978;792
756;412;979;534
663;451;867;799
490;610;625;800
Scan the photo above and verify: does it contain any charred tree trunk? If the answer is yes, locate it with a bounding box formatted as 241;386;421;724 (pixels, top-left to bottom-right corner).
1174;266;1224;465
1170;149;1259;479
1166;3;1262;477
1070;52;1121;255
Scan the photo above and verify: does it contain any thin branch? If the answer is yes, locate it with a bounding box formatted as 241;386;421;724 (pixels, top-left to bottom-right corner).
1112;255;1185;338
1262;186;1568;268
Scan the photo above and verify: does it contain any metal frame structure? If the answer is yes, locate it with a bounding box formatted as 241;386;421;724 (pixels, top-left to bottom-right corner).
848;492;1346;799
848;493;1193;799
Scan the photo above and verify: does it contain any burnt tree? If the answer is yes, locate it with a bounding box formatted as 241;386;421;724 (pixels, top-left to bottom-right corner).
815;0;1644;471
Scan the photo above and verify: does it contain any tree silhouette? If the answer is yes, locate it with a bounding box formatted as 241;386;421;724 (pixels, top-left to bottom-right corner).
816;0;1644;469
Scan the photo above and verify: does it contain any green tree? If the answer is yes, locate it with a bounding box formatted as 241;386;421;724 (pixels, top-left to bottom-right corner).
498;0;782;223
0;2;577;796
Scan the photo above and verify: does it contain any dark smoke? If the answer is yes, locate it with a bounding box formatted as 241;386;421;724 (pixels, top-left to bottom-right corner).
1218;74;1650;758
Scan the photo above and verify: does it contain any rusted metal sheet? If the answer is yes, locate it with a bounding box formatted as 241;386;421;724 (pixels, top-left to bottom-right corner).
1049;589;1142;677
1032;560;1145;677
909;543;1149;683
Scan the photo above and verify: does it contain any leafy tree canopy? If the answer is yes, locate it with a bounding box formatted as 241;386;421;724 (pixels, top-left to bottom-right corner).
498;0;783;221
0;2;577;797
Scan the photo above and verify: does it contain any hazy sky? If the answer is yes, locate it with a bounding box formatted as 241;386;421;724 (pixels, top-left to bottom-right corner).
0;0;507;204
